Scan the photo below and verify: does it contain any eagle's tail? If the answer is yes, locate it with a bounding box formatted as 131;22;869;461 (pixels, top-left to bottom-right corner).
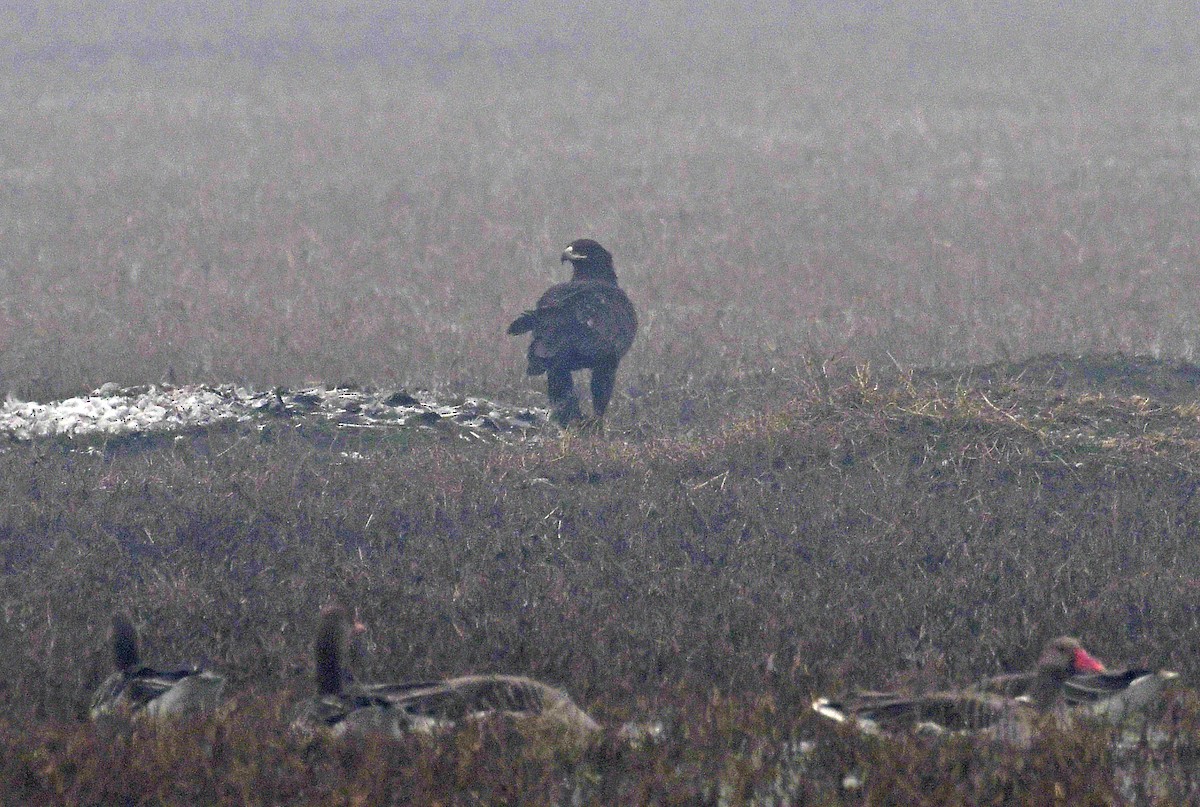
507;310;538;336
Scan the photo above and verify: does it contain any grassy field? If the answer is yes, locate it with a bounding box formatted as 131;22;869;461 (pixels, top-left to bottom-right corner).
3;3;1200;803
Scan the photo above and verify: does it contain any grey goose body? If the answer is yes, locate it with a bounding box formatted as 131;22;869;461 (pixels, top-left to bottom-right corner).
89;612;225;722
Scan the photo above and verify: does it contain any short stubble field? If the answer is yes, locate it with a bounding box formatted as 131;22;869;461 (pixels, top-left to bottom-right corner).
2;5;1200;803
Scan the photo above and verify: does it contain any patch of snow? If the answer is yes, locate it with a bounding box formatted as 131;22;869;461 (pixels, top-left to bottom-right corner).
0;384;549;446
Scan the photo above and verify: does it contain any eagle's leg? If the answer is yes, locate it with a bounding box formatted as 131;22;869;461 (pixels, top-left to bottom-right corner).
589;360;618;418
547;368;582;426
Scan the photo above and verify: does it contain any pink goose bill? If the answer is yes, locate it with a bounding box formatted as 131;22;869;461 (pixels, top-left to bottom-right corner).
1072;646;1106;675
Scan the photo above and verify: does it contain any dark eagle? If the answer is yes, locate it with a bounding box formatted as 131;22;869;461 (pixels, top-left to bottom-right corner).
508;239;637;426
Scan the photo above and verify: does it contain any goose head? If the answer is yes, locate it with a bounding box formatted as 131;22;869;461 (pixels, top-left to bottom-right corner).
313;605;367;697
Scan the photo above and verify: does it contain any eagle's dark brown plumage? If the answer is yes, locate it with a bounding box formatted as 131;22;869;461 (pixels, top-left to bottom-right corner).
508;239;637;426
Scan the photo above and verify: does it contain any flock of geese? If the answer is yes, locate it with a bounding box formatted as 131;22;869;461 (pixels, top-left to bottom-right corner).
812;636;1178;742
90;609;1178;750
90;607;602;745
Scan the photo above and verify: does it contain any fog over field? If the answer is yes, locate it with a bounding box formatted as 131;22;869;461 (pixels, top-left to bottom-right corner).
3;3;1200;804
1;2;1198;402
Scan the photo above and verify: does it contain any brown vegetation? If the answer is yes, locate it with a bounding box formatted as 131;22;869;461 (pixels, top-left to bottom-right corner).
1;358;1198;802
1;2;1200;803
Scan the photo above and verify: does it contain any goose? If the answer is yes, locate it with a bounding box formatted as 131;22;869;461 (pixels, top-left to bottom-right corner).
508;238;638;427
812;636;1105;740
972;661;1179;724
290;605;601;743
89;612;226;721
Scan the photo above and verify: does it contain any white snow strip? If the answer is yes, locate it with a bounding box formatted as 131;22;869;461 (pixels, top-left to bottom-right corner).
0;384;548;443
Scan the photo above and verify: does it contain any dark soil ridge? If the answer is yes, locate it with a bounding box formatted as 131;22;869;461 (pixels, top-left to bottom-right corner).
864;352;1200;470
916;353;1200;406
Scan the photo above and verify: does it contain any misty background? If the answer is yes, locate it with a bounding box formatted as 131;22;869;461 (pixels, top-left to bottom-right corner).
1;1;1199;402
